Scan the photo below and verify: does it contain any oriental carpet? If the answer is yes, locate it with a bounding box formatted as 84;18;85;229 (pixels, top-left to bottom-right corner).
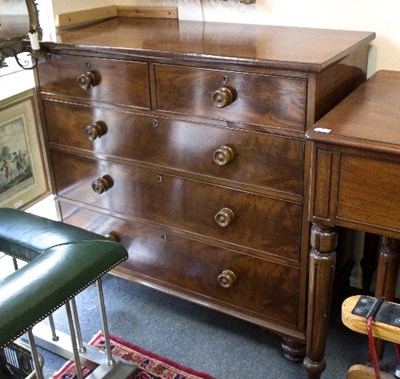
51;331;215;379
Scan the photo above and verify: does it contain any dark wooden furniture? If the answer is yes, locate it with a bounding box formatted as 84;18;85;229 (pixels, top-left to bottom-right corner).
35;17;375;378
308;70;400;376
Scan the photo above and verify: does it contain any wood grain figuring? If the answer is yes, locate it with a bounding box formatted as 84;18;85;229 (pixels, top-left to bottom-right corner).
42;100;304;196
51;150;302;260
155;64;307;130
37;55;150;110
58;202;299;326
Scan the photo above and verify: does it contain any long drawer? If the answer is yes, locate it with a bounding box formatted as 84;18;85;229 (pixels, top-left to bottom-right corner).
37;54;150;109
51;150;302;260
43;100;304;196
58;201;299;326
155;64;307;130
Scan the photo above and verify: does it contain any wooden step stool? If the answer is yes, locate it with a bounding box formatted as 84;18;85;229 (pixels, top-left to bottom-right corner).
342;295;400;379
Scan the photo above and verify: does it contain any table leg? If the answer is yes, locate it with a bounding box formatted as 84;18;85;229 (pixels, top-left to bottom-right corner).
373;237;400;357
360;233;380;293
304;224;338;378
375;236;400;299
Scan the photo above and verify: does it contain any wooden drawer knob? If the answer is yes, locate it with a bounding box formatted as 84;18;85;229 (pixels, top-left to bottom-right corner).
77;71;99;90
105;231;119;242
218;269;236;288
215;207;235;227
212;86;236;108
91;175;113;194
85;122;107;141
213;145;235;166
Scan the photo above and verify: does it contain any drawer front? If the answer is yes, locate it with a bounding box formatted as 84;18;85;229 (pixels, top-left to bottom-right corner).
337;155;400;232
58;202;299;326
51;151;302;260
155;64;307;130
37;55;150;109
43;100;303;195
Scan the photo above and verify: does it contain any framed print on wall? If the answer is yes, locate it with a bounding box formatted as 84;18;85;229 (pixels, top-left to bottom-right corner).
0;89;49;209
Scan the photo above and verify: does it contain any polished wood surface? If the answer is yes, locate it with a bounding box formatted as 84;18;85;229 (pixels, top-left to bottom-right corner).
308;71;400;151
307;70;400;378
37;54;150;109
155;64;307;130
42;100;304;196
50;150;302;260
309;71;400;236
35;18;375;378
50;18;374;73
58;202;300;327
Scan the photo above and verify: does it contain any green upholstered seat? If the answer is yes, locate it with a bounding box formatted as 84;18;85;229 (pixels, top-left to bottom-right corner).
0;208;109;262
0;208;128;350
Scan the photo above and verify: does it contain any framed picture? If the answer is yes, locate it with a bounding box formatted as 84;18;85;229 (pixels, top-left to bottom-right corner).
0;89;49;209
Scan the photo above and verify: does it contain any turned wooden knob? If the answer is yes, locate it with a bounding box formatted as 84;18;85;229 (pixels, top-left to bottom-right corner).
215;207;235;227
91;175;113;194
218;269;236;288
213;145;235;166
85;122;107;141
212;86;236;108
77;71;99;90
105;231;119;242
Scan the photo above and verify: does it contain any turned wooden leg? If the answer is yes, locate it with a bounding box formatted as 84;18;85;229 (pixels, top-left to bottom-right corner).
281;337;306;363
360;233;380;293
303;224;337;379
373;237;400;357
375;236;400;298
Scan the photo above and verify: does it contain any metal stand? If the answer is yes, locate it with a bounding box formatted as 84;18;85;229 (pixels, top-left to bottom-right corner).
23;278;137;378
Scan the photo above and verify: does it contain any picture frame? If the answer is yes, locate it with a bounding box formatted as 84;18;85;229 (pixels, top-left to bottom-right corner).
0;89;49;209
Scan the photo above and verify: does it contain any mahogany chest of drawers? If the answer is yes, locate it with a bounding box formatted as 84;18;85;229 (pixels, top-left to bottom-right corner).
35;17;374;377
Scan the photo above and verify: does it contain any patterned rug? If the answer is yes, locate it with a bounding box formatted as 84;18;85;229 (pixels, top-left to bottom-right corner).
51;331;215;379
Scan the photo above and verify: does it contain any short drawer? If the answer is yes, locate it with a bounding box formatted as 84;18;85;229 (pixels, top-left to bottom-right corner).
43;100;303;195
37;54;150;109
58;201;299;326
337;155;400;232
51;151;302;260
155;64;307;131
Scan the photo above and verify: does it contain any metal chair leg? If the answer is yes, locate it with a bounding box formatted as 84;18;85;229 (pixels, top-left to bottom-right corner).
71;298;86;352
27;329;44;379
65;302;84;379
97;278;114;366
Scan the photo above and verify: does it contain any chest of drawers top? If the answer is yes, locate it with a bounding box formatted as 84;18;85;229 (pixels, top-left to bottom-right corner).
38;17;374;136
49;18;374;73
